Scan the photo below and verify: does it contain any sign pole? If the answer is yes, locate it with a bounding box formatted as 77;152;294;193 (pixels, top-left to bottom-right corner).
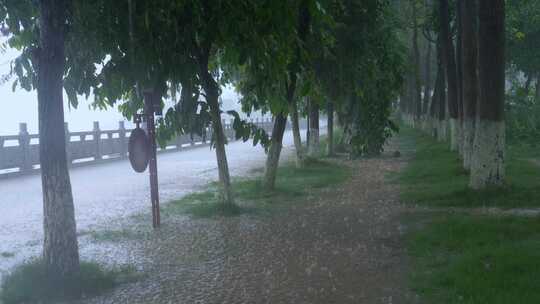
144;91;160;228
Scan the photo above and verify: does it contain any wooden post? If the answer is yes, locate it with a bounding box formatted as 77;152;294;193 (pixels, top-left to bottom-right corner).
144;91;160;228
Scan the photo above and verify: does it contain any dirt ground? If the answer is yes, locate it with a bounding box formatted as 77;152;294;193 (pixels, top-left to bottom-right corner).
76;146;413;304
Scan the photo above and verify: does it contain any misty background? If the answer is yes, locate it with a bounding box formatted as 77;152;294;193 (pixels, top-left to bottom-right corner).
0;46;247;136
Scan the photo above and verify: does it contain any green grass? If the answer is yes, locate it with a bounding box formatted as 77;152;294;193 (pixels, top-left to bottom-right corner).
0;260;138;304
165;159;351;218
407;213;540;304
397;126;540;208
165;190;248;218
87;228;146;243
507;140;540;160
399;125;540;303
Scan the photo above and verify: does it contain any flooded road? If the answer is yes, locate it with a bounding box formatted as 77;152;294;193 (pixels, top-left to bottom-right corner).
0;131;303;275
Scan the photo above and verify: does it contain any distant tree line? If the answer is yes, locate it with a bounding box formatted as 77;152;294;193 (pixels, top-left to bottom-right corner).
399;0;508;189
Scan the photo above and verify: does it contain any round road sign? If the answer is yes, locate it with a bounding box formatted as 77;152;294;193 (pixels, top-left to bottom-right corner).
128;127;150;173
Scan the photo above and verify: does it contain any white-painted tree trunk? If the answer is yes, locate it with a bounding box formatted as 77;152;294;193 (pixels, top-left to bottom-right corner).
437;120;447;142
449;118;459;150
437;120;445;142
289;102;304;167
421;117;428;133
39;0;80;281
458;121;465;156
430;118;438;138
469;120;505;189
430;118;435;136
425;117;435;137
462;118;475;169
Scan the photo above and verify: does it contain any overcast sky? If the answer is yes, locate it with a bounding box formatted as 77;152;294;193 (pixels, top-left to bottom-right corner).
0;47;243;136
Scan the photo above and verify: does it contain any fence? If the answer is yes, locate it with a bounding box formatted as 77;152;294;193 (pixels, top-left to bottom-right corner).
0;118;275;178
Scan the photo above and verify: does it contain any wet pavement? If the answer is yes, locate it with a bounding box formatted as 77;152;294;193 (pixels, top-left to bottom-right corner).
0;128;413;304
74;143;411;304
0;131;303;276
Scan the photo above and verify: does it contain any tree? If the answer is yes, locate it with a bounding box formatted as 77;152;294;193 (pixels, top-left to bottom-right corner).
0;0;81;285
411;0;423;124
505;0;540;142
196;49;234;204
506;0;540;83
39;0;80;284
326;101;335;156
459;0;478;169
326;0;403;157
470;0;506;189
435;37;448;142
264;0;311;189
422;39;433;125
307;96;320;157
232;0;316;190
455;0;464;154
289;98;305;164
69;0;279;204
438;0;459;151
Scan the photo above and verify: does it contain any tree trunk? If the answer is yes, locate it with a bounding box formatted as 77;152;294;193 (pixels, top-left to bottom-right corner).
398;92;406;120
308;99;320;157
264;82;296;189
412;0;423;125
327;101;334;156
439;0;459;150
423;41;433;122
404;65;416;126
437;68;448;142
460;0;478;170
264;0;309;189
265;79;298;193
435;37;448;142
263;113;287;190
199;62;234;204
264;75;297;190
423;0;433;124
456;0;464;154
288;100;304;166
430;68;442;137
470;0;505;189
38;0;80;283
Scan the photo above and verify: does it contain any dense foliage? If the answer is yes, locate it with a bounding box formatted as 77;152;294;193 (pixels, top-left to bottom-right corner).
505;70;540;145
318;0;404;156
505;0;540;145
